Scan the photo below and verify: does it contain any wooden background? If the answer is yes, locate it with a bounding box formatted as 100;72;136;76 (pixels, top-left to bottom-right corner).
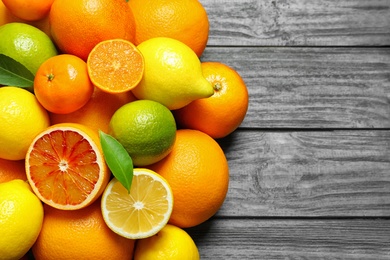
187;0;390;259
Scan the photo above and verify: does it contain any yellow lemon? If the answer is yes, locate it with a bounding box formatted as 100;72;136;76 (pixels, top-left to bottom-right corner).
0;179;44;260
134;224;199;260
131;37;213;110
0;86;50;160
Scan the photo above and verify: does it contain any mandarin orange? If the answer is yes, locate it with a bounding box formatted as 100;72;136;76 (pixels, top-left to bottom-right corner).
129;0;209;57
34;54;94;114
50;0;136;60
87;39;144;93
2;0;54;21
49;87;137;133
32;200;135;260
148;129;229;228
174;62;249;139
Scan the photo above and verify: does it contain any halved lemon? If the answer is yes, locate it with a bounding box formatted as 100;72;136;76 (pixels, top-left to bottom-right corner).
101;168;173;239
25;123;110;210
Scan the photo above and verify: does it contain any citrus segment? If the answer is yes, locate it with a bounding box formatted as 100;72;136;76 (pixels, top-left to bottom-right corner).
26;123;110;210
101;168;173;239
87;39;144;93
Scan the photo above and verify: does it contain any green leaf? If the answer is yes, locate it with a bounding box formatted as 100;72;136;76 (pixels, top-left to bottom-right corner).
0;54;34;88
99;131;133;193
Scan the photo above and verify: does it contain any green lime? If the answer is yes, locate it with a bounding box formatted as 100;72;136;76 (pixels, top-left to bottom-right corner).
0;22;58;75
108;100;176;166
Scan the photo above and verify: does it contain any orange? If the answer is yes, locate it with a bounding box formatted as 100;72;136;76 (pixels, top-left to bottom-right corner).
0;158;26;183
148;129;229;228
25;123;110;210
32;200;135;260
129;0;209;57
50;0;136;61
87;39;144;93
0;2;51;37
49;87;137;133
174;62;249;139
34;54;94;114
2;0;54;21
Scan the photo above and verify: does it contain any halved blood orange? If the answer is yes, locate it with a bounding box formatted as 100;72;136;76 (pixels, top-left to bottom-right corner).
25;123;110;210
87;39;144;93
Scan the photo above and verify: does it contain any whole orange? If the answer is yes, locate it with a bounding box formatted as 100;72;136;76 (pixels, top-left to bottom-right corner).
34;54;94;114
148;129;229;228
2;0;54;21
129;0;209;57
0;2;50;37
174;62;249;139
32;200;135;259
0;158;26;183
50;0;136;60
49;87;137;133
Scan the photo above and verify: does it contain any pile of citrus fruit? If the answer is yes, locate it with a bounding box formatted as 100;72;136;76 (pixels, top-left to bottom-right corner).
0;0;249;259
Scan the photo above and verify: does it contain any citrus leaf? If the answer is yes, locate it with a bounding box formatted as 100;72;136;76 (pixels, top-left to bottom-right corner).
99;131;133;193
0;54;34;88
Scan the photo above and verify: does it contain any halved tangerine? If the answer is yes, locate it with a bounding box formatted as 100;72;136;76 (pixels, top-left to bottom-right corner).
87;39;144;93
25;123;110;210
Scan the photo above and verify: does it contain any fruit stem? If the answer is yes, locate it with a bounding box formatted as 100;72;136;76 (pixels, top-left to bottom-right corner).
47;73;55;81
213;82;222;92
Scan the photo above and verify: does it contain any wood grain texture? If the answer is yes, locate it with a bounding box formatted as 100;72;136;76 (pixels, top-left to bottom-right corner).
202;0;390;46
201;47;390;129
215;130;390;217
186;218;390;259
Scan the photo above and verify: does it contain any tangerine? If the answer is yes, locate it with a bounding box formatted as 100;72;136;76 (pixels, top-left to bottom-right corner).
2;0;54;21
0;158;26;183
148;129;229;228
174;62;249;139
34;54;94;114
87;39;144;93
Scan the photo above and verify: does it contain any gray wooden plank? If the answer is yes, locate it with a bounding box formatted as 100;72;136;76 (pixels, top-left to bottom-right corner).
201;46;390;129
186;218;390;259
202;0;390;46
214;130;390;217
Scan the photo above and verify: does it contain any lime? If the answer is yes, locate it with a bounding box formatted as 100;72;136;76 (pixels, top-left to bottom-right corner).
134;224;200;260
131;37;213;110
108;100;176;166
0;22;58;75
0;86;50;160
0;179;44;260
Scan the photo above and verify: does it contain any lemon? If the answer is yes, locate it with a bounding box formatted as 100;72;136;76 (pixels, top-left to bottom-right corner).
101;168;174;240
131;37;213;110
108;100;176;166
0;179;44;260
0;86;50;160
134;224;200;260
0;22;58;75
